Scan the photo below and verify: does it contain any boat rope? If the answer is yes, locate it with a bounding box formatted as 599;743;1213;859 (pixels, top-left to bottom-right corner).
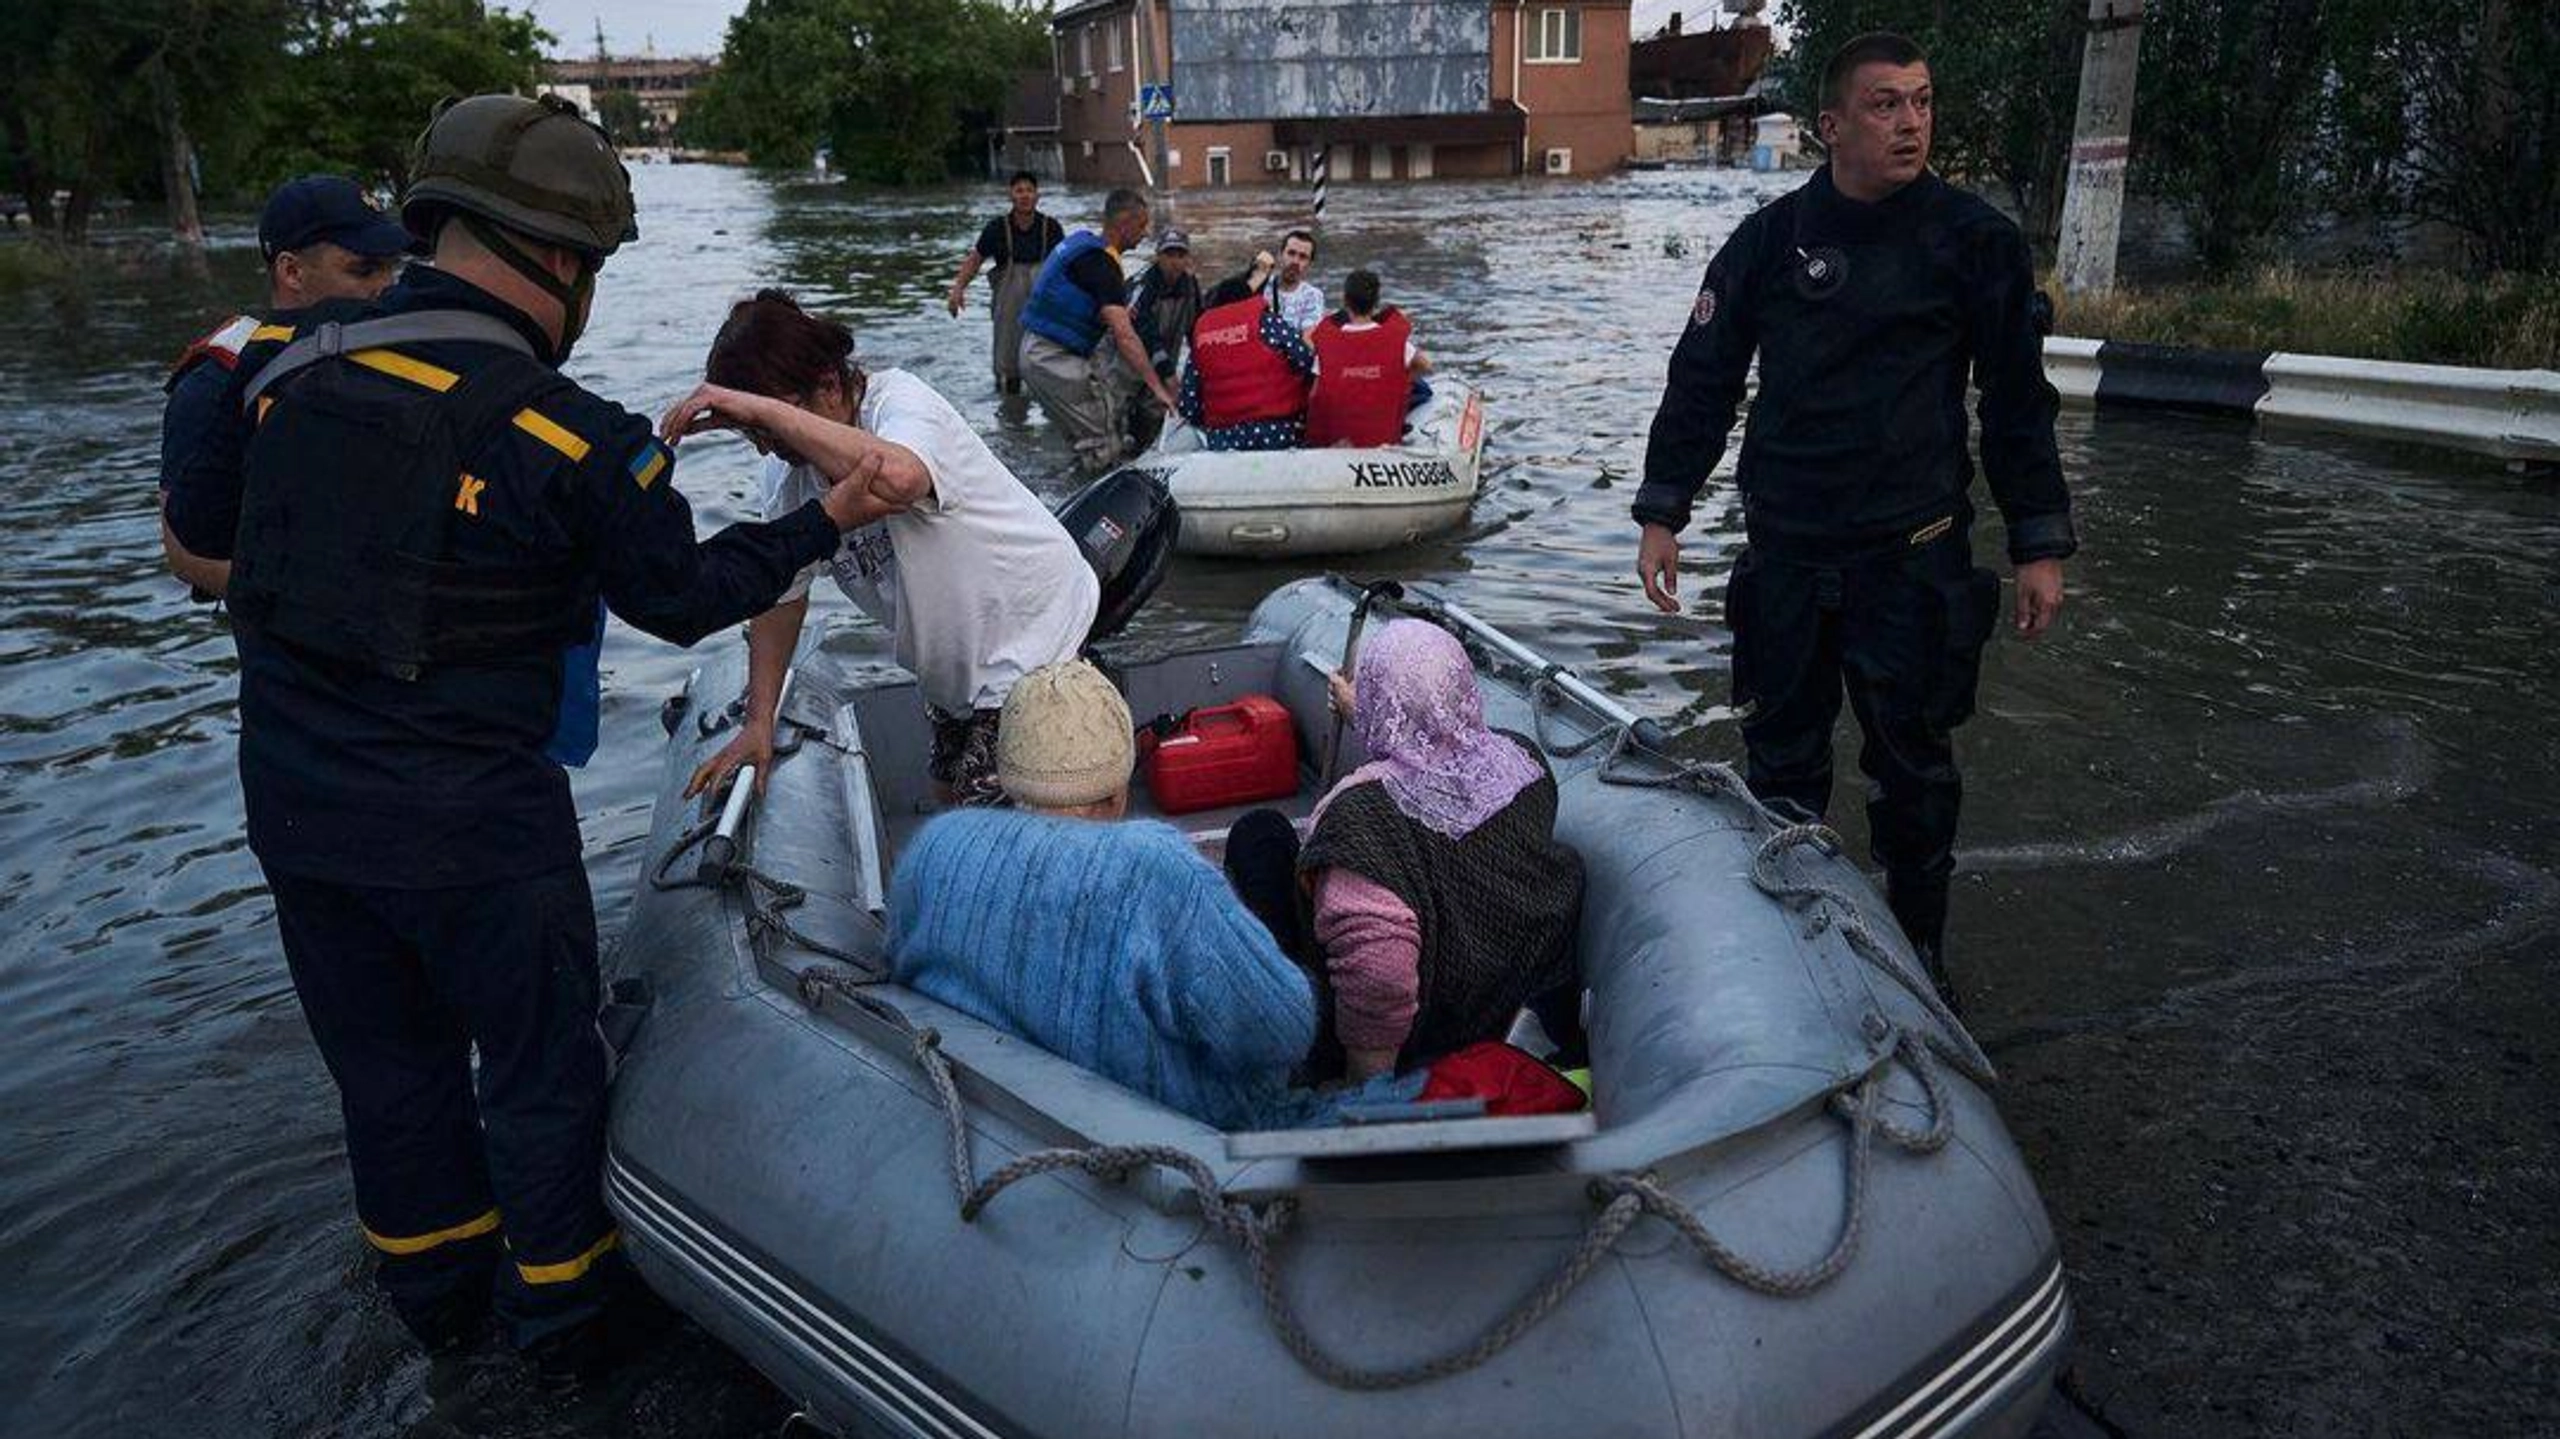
652;814;883;977
655;637;1985;1392
794;954;1961;1393
1521;674;1996;1086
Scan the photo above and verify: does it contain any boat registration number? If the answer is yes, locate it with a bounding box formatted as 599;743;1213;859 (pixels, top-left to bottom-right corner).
1349;459;1460;489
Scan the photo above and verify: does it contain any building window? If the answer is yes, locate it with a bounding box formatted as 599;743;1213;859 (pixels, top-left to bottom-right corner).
1528;7;1581;63
1106;19;1124;72
1078;26;1093;77
1207;147;1231;186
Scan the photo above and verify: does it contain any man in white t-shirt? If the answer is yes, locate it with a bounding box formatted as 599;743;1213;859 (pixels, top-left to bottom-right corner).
1267;229;1325;336
662;294;1098;806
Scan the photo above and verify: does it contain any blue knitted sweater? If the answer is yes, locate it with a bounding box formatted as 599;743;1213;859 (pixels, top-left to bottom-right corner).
887;810;1318;1130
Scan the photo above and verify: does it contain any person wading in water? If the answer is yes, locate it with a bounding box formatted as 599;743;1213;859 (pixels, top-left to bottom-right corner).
1634;31;2076;1011
945;170;1064;396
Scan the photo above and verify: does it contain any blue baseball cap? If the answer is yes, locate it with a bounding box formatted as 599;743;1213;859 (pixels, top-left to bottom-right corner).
258;176;413;262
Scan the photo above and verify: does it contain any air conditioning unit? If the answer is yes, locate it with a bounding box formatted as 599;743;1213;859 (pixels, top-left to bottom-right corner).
1263;149;1290;173
1544;147;1573;175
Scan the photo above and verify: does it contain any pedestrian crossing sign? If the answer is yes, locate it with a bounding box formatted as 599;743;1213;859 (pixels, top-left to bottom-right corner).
1140;85;1176;121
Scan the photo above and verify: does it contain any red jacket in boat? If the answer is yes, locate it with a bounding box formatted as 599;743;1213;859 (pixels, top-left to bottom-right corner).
1305;309;1413;448
1188;294;1308;429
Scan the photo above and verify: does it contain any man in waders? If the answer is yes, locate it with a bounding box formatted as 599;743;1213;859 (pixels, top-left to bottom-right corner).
164;94;887;1378
945;170;1064;395
1018;188;1180;476
1634;32;2075;1009
160;175;410;597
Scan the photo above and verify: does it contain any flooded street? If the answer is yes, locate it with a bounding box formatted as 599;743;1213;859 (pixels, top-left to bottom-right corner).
2;163;2555;1436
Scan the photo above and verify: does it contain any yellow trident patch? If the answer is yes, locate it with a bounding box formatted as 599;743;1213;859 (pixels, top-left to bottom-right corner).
455;473;487;517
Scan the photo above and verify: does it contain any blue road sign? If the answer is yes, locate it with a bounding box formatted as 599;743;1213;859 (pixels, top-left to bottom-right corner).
1140;84;1176;121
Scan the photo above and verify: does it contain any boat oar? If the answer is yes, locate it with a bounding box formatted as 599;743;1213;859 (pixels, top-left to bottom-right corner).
1320;580;1403;791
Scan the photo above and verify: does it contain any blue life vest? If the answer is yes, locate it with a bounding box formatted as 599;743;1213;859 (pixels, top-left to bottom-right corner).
1021;230;1115;355
541;600;606;767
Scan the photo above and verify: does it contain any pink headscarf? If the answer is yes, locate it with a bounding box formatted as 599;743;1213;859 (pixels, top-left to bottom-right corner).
1341;620;1543;839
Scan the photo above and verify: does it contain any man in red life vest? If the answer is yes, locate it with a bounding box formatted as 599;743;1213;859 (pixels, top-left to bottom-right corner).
160;176;409;595
1306;268;1433;448
1176;274;1315;451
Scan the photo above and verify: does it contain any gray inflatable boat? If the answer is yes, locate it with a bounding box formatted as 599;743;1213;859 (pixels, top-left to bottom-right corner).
603;576;2070;1438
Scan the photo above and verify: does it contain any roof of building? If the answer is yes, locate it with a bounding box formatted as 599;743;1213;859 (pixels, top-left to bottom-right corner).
1050;0;1131;27
1628;26;1772;99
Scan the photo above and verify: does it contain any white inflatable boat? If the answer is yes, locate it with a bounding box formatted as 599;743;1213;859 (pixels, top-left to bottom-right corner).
1131;385;1487;558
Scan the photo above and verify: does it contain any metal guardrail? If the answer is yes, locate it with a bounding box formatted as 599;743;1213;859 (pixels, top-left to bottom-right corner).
2041;336;2560;467
2041;337;2103;405
2255;353;2560;466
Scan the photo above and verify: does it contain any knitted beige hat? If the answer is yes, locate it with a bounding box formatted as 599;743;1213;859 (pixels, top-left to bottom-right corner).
997;659;1135;807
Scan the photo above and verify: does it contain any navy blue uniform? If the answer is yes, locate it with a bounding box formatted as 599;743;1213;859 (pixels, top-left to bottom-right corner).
161;352;235;494
166;266;839;1350
1637;167;2077;973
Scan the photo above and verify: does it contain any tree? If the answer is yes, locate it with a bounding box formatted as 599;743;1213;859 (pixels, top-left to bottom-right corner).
255;0;551;195
0;0;547;239
2130;0;2351;273
0;0;288;241
594;88;650;146
2400;0;2559;273
687;0;1049;181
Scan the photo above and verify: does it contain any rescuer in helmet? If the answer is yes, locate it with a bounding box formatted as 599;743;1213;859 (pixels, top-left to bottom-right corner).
161;94;897;1377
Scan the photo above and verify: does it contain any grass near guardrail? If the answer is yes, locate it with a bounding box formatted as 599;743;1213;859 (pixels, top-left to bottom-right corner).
2052;269;2560;371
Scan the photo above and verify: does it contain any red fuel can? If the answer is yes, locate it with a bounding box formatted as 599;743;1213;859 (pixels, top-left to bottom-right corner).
1145;695;1301;815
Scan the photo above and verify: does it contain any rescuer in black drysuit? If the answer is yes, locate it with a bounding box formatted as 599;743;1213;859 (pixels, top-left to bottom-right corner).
163;95;891;1378
1635;32;2077;1008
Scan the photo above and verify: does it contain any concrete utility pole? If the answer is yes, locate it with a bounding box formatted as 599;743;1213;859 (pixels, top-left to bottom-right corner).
1132;0;1176;223
2056;0;2144;295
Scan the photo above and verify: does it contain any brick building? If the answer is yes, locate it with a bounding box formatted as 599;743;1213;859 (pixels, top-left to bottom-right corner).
1049;0;1632;187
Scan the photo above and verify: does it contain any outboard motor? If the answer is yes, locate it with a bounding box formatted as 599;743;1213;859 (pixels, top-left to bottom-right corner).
1055;467;1178;644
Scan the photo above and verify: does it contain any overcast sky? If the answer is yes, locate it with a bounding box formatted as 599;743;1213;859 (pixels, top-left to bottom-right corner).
530;0;1785;61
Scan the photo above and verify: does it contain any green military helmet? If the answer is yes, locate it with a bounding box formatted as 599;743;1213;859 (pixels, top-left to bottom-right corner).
401;93;638;259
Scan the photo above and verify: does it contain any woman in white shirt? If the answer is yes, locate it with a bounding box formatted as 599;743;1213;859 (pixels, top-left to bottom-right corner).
660;290;1099;806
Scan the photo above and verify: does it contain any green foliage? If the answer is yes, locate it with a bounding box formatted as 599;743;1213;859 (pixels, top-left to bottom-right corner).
1;0;298;235
252;0;551;194
2130;0;2380;273
2395;0;2560;274
2053;268;2560;368
686;0;1050;181
1781;0;2558;276
0;0;547;238
593;88;651;146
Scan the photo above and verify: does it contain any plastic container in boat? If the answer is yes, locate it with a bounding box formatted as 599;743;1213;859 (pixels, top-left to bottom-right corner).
1145;695;1299;814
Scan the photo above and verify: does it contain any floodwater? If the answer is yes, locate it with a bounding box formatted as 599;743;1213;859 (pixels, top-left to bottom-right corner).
2;163;2554;1437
